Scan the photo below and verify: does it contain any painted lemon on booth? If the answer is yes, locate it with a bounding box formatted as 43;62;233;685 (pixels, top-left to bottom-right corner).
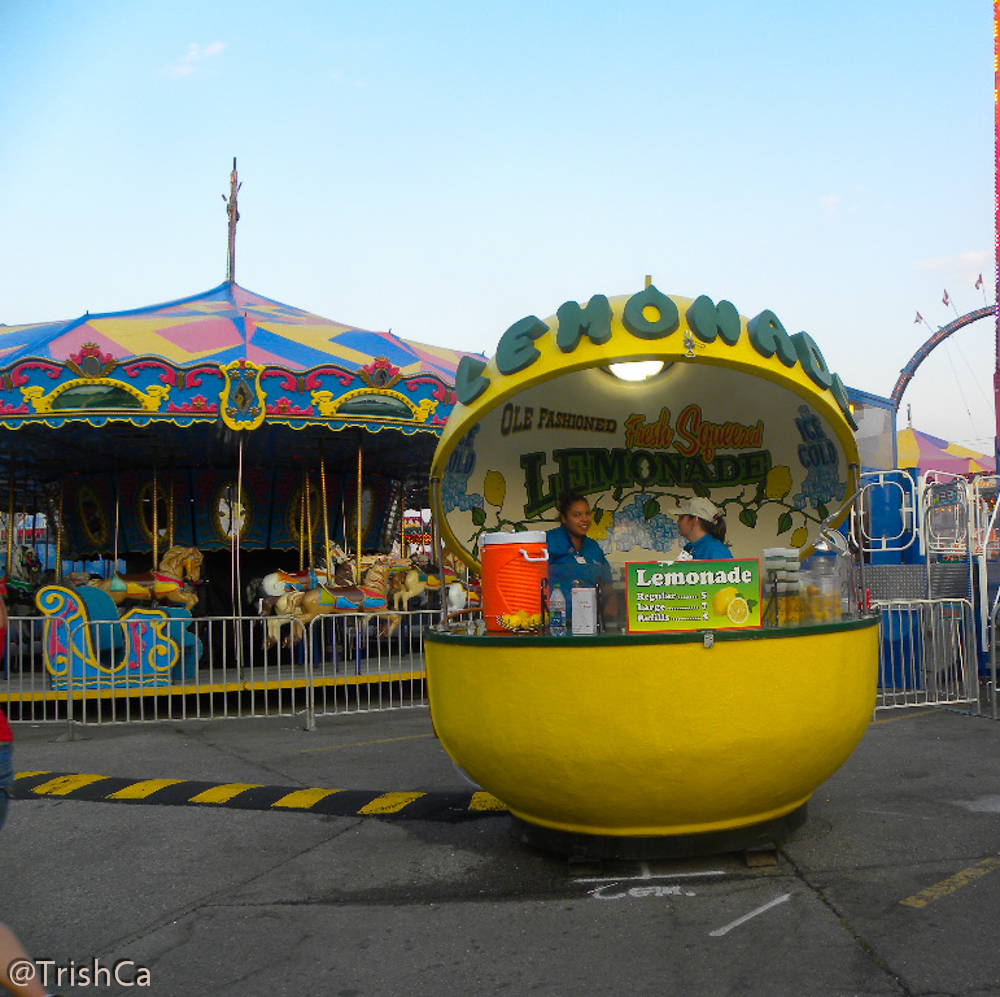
726;597;750;624
712;587;739;616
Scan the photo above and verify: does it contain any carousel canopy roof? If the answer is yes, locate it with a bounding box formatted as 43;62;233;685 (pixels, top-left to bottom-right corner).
0;282;482;488
0;281;472;381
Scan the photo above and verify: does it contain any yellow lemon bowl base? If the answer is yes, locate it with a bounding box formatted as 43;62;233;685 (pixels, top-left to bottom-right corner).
426;619;878;841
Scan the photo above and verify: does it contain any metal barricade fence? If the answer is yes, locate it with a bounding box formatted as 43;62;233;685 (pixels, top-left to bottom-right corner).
875;599;978;709
2;609;441;730
1;616;66;724
69;615;318;727
307;608;435;717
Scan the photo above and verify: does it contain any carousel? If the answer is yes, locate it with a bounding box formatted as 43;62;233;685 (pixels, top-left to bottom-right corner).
425;280;880;856
0;167;477;712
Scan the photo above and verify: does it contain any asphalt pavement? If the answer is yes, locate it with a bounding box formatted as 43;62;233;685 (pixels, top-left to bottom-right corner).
4;705;1000;996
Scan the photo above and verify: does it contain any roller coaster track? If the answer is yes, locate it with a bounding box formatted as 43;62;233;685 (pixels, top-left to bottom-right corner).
890;304;997;409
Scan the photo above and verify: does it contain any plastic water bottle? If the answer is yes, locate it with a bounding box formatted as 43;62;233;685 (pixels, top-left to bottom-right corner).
549;585;567;636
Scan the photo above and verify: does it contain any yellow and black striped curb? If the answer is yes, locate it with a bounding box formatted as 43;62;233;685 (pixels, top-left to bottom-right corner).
13;771;507;822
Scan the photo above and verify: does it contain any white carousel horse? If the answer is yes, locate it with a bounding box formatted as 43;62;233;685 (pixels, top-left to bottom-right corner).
89;546;203;612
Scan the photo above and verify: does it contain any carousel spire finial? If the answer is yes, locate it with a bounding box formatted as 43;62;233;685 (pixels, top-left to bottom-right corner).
223;158;242;283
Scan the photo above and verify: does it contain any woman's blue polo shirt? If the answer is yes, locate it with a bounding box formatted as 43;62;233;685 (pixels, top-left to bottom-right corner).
546;525;613;595
684;534;733;561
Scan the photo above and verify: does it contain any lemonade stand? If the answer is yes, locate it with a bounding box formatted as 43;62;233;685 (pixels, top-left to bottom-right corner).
425;282;879;856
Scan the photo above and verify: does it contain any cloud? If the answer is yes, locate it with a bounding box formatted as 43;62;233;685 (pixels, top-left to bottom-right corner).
168;41;227;78
914;251;989;283
820;193;861;219
820;194;842;218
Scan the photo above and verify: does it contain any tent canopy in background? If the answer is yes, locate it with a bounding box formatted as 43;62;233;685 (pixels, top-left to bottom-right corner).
896;427;996;476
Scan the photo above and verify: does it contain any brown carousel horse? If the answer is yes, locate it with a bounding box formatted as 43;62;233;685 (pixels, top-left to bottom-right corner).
90;546;203;611
269;558;399;646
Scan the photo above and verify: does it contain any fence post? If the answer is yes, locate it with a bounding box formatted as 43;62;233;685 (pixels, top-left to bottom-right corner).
303;616;316;731
64;617;78;740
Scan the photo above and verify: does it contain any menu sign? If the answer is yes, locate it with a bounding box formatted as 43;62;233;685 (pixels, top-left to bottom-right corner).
626;560;762;633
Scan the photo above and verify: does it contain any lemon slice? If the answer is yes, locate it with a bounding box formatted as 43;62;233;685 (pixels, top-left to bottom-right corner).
712;586;738;616
726;596;750;624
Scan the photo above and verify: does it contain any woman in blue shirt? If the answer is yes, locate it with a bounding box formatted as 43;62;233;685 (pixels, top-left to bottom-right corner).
546;492;617;618
676;497;733;560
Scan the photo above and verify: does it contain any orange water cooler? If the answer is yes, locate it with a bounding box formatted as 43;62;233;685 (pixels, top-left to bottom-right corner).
480;532;549;632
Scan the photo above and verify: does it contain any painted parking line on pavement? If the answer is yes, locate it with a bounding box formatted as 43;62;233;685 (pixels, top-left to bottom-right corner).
13;770;505;822
872;709;944;726
900;853;1000;909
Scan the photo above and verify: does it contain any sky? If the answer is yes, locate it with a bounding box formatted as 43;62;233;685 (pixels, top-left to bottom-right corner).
0;0;995;449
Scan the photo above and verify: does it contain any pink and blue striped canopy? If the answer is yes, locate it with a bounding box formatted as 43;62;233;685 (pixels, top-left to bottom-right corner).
0;282;475;382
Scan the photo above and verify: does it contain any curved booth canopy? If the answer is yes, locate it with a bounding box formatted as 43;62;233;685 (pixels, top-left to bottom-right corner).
432;285;860;570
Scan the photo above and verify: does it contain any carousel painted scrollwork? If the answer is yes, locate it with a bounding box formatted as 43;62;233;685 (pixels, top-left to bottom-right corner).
220;359;266;430
310;387;437;423
20;379;170;414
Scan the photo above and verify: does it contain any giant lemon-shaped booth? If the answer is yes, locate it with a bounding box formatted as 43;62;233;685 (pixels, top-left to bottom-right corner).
427;284;878;851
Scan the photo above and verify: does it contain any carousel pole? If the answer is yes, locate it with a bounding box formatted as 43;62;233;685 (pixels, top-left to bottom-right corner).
30;486;39;582
340;485;348;574
113;490;120;579
298;470;306;571
305;466;314;571
355;437;363;582
168;465;176;548
320;459;332;579
6;460;14;579
56;478;63;583
152;466;159;571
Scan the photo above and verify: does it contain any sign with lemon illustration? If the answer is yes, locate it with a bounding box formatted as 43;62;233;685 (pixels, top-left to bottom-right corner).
626;560;762;632
432;284;860;577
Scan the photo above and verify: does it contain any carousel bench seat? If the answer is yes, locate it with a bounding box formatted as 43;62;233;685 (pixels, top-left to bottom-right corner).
35;585;201;690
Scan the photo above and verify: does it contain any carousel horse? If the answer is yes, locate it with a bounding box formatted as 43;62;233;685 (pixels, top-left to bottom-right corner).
247;544;357;615
268;558;399;646
4;544;42;615
251;561;356;617
90;546;203;612
390;554;480;611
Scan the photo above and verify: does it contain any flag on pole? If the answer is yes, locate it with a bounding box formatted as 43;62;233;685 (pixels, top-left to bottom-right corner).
914;311;923;323
975;274;984;289
942;289;950;306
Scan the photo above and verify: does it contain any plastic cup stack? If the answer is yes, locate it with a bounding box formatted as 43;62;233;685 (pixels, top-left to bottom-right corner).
762;548;801;626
